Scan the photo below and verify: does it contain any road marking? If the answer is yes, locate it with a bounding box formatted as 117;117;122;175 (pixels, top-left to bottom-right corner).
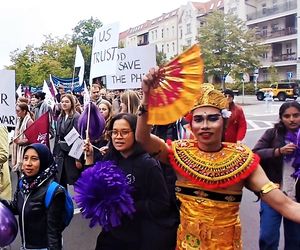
246;120;273;131
247;120;260;129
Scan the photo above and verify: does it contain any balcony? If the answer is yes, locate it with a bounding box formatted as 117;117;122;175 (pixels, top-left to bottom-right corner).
272;53;297;62
259;27;297;39
247;0;297;21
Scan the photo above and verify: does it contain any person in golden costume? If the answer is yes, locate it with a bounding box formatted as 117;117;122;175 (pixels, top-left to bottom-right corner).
135;68;300;250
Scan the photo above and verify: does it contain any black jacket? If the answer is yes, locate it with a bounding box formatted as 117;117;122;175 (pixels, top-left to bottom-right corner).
54;112;81;184
253;127;300;201
2;177;65;249
99;147;178;249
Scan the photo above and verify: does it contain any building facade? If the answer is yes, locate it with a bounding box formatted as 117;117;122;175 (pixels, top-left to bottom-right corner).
119;0;299;82
225;0;299;81
119;0;224;60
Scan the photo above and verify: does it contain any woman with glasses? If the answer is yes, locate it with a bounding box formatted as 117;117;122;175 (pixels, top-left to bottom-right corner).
84;113;178;250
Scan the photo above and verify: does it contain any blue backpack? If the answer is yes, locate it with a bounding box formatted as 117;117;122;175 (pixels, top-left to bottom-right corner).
45;181;74;227
19;180;74;227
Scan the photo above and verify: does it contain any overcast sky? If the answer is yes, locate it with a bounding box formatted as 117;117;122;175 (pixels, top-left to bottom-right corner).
0;0;207;69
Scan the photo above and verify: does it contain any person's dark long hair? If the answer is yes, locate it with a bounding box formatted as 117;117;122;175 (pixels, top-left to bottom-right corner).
105;113;139;159
274;101;300;134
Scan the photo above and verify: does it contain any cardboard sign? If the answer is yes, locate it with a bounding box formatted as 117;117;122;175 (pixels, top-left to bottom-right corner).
106;44;156;90
0;70;16;126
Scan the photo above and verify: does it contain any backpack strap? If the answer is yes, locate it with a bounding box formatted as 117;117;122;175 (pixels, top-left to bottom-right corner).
45;181;60;209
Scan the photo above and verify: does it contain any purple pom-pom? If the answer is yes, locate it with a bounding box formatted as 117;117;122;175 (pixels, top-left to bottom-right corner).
78;102;106;141
74;161;136;231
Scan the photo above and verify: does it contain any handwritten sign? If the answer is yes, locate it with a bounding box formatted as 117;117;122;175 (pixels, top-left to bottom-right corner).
0;70;16;126
106;44;156;90
89;22;120;83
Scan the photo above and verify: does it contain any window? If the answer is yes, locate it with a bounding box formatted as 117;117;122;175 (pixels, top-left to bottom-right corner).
151;31;154;40
286;43;292;54
273;0;278;11
262;26;268;37
262;52;268;59
180;29;183;39
162;45;164;53
167;44;169;53
271;23;279;32
155;30;158;39
172;42;175;52
262;3;267;15
172;26;175;37
186;39;192;47
166;28;169;38
161;28;164;38
186;23;191;34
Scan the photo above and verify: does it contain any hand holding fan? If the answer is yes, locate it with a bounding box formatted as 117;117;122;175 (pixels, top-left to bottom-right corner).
147;44;204;125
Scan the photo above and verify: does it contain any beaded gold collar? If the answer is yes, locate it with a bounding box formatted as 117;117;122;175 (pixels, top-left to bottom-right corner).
168;140;259;189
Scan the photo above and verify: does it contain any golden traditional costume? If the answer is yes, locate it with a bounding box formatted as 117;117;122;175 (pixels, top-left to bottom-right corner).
167;85;259;249
168;139;259;249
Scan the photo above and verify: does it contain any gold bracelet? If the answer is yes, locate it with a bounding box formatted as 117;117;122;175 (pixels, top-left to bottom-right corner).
260;182;279;195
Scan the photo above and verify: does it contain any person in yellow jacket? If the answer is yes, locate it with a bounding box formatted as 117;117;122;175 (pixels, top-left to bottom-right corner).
0;125;12;200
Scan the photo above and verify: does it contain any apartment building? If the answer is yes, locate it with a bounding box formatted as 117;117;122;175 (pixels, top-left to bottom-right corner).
119;0;224;60
225;0;299;81
119;0;298;82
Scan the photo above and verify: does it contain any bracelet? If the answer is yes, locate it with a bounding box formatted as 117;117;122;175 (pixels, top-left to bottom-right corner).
137;104;148;116
278;147;282;155
260;182;279;195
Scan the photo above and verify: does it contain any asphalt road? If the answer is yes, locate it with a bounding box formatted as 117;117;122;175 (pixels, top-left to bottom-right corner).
8;95;288;250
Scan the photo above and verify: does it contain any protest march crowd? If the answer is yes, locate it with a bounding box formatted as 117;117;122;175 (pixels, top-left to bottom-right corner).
1;44;300;250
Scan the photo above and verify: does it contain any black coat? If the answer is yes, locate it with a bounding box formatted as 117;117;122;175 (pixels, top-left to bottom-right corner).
54;112;81;184
1;177;65;250
96;147;178;250
253;127;300;201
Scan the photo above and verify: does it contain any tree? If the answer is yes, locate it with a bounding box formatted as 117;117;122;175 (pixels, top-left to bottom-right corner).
7;35;74;86
197;11;267;89
156;51;167;66
72;17;103;82
267;65;279;83
72;17;102;46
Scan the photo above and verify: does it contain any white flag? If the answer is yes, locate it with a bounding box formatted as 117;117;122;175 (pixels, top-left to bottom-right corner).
16;84;22;97
49;74;58;97
75;45;85;85
42;80;55;109
83;81;90;107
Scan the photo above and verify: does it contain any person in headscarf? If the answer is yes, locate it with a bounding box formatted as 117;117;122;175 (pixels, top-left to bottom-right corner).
1;143;66;250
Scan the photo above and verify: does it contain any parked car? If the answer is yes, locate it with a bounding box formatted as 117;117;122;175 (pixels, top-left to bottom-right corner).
256;82;299;101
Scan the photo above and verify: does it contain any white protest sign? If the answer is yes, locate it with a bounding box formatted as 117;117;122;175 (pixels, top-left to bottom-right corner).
68;137;84;160
64;127;80;146
89;22;120;83
0;70;16;127
106;44;156;90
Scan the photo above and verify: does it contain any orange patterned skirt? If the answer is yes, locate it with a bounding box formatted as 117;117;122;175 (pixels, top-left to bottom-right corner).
176;186;243;250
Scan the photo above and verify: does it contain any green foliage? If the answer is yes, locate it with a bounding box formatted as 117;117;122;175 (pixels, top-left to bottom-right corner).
197;11;268;89
267;65;279;84
72;17;102;46
156;51;167;66
6;17;103;86
7;35;74;86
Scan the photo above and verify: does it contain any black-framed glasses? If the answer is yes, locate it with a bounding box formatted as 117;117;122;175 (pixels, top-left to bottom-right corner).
108;130;133;138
